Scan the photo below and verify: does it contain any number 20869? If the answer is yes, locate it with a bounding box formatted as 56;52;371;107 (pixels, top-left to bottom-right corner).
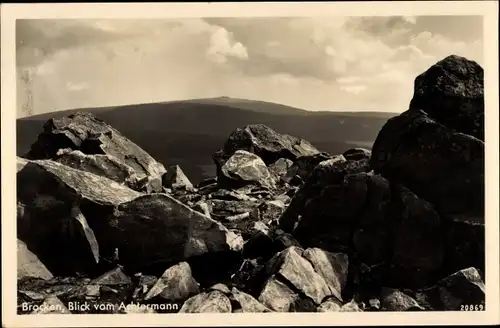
460;304;484;311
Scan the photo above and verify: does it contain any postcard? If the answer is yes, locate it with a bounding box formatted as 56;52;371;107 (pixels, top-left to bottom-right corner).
2;1;499;327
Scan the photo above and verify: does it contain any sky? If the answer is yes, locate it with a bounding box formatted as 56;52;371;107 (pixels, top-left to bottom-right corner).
16;16;484;118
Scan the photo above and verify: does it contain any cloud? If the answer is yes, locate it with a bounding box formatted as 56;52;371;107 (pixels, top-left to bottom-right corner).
15;16;484;117
402;16;417;24
206;27;249;64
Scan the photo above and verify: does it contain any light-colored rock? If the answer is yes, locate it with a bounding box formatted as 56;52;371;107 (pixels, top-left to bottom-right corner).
231;287;272;312
17;239;53;280
179;291;232;313
162;165;194;190
258;276;298;312
380;288;424;311
302;248;349;302
266;246;331;305
144;262;199;302
221;150;276;189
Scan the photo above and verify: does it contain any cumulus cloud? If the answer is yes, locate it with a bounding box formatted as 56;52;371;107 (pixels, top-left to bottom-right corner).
206;27;249;64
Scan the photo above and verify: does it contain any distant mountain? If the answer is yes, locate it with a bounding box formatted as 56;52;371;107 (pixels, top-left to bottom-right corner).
17;97;398;183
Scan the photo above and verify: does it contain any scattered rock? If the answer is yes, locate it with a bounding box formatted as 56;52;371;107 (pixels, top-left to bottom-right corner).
290;297;317;312
380;288;424;311
144;262;199;302
251;199;286;225
231;287;272;312
192;201;212;218
317;299;342;312
302;248;349;302
162;165;194;190
265;247;331;305
367;298;381;311
131;274;158;301
258;276;298;312
418;267;485;311
282;152;332;184
343;148;371;161
179;290;232;313
273;233;302;252
90;267;132;286
220;150;276;190
208;283;232;295
269;158;294;179
340;299;364;312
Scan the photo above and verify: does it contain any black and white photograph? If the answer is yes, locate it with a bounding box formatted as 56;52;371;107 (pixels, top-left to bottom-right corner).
2;2;499;327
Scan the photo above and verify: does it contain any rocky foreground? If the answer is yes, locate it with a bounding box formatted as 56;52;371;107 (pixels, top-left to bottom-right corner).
17;55;485;314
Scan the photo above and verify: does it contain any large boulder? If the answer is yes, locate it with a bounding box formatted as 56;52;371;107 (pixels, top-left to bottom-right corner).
408;55;484;140
17;157;140;276
280;158;445;288
370;109;484;224
369;108;484;276
99;193;244;273
371;55;484;226
212;124;320;171
279;155;369;235
219;150;276;190
25;112;166;193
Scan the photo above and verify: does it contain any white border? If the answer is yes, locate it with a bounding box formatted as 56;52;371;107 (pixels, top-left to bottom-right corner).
2;2;499;327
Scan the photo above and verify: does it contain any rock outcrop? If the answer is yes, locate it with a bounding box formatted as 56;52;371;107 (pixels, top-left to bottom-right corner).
16;55;485;314
409;55;484;140
213;124;320;172
17;157;140;275
25;112;166;193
